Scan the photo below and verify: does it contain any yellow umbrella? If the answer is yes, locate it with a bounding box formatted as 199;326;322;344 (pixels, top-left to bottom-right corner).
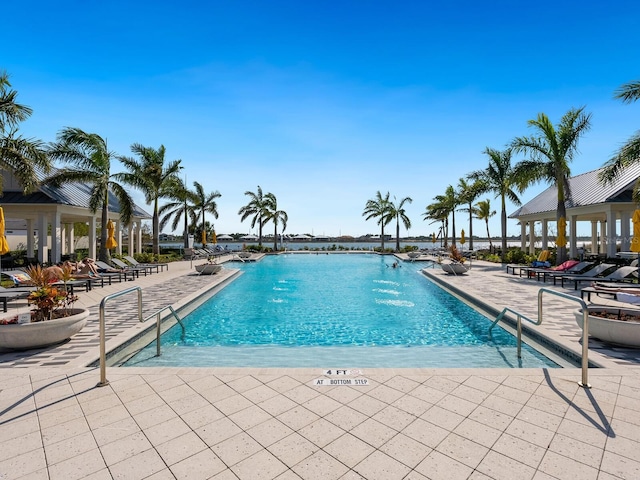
431;233;436;244
0;207;9;257
105;219;118;249
557;217;567;247
460;229;466;245
631;210;640;252
212;229;217;245
201;230;207;246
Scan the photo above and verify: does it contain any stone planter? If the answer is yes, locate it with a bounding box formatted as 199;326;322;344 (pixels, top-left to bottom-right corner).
441;262;469;275
574;307;640;347
195;264;222;275
0;308;90;350
407;252;421;259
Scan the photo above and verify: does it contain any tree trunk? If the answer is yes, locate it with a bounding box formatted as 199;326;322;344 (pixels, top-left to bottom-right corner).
99;199;110;263
501;195;507;263
396;218;400;252
273;222;278;251
468;204;474;250
153;198;159;256
485;220;492;249
451;212;457;248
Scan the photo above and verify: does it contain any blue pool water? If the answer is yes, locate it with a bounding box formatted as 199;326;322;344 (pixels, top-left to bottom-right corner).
124;254;560;368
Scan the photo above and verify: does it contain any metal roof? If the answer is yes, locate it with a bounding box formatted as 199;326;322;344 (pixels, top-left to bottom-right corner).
0;168;151;219
509;163;640;218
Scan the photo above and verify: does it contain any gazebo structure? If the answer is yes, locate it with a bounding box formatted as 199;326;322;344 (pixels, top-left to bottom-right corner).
0;171;151;265
509;164;640;259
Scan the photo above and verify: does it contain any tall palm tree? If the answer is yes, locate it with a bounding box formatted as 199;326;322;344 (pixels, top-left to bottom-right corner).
468;147;523;262
363;191;392;251
46;127;134;262
116;144;182;256
159;177;195;249
0;71;50;194
600;80;640;195
264;192;288;251
191;181;221;246
511;107;592;264
473;199;496;250
238;186;269;246
423;200;449;248
386;195;412;252
432;186;459;247
457;178;483;251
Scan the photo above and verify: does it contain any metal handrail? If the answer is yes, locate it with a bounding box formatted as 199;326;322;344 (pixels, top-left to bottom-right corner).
489;287;591;389
97;286;142;387
143;306;185;357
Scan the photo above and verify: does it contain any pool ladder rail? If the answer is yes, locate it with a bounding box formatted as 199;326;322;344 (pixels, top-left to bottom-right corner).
97;286;186;387
489;287;591;389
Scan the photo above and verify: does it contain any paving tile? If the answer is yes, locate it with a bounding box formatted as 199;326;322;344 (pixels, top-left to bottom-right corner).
180;404;225;430
212;431;264;467
41;416;90;446
92;416;141;447
302;394;343;417
347;394;387;417
491;432;546;469
371;405;415;431
600;450;640;479
154;431;209;466
144;415;192;446
277;405;321;431
323;432;376;469
538;450;599;480
99;430;153;466
231;449;289;480
476;449;536;480
378;432;431;469
390;393;432;417
214;393;255;416
48;448;106;480
453;417;502;448
324;405;368;432
0;430;42;463
349;418;397;449
383;375;421;393
170;448;227;480
414;449;473;480
548;432;604;468
108;448;167;480
44;430;97;465
292;450;349;480
435;393;478;417
132;403;177;430
505;418;555;449
420;404;464;431
352;449;410;480
268;432;319;467
402;417;449;449
196;416;243;447
247;417;295;448
259;394;299;417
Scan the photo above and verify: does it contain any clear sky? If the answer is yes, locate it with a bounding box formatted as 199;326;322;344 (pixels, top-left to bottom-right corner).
4;1;640;238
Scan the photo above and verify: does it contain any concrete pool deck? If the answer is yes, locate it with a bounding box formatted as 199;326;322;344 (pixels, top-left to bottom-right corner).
0;255;639;479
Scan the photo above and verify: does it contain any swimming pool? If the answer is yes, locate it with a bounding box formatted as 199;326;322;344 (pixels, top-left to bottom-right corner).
124;254;560;368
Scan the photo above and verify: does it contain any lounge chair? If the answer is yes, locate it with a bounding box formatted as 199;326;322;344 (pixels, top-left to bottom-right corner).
111;258;148;277
93;261;136;282
506;250;551;276
560;264;635;289
123;255;168;273
550;263;615;286
538;261;595;282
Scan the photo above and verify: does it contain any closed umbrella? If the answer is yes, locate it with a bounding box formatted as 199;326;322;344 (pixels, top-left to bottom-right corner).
201;230;207;247
557;217;567;248
105;219;118;249
631;210;640;277
212;229;217;245
0;207;9;272
460;229;466;245
431;233;436;244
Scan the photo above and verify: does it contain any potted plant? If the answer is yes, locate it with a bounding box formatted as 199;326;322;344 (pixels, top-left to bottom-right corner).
0;264;90;350
574;306;640;347
440;245;469;275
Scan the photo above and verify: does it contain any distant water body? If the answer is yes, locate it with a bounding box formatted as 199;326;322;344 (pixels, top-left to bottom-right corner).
160;240;521;251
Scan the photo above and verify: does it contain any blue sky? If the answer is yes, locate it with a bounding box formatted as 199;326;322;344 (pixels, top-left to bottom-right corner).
4;1;640;238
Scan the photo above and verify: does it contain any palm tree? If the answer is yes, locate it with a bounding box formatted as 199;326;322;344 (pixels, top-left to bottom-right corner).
473;199;496;250
433;185;459;247
423;200;449;248
238;186;269;246
600;80;640;195
457;178;483;251
468;147;523;262
386;196;412;251
363;191;392;251
116;144;182;256
159;177;195;248
264;192;288;251
46;127;134;262
511;107;592;264
0;71;50;194
191;181;221;246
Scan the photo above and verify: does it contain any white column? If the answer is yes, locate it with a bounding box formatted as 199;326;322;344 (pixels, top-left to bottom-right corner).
591;221;598;254
68;224;75;257
528;221;535;255
61;224;67;255
37;213;48;264
128;223;135;255
600;220;607;255
570;215;578;258
620;210;631;251
88;217;97;259
606;208;617;257
51;211;62;264
541;219;548;249
26;219;34;259
116;219;122;256
520;221;526;252
137;221;143;254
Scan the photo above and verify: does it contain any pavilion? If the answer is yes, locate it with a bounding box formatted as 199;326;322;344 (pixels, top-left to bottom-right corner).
0;170;151;264
509;164;640;258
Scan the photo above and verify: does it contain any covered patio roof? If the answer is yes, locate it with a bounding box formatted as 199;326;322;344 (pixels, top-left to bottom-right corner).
509;164;640;257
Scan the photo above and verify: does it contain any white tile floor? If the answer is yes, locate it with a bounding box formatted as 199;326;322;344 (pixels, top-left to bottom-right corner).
0;256;639;479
